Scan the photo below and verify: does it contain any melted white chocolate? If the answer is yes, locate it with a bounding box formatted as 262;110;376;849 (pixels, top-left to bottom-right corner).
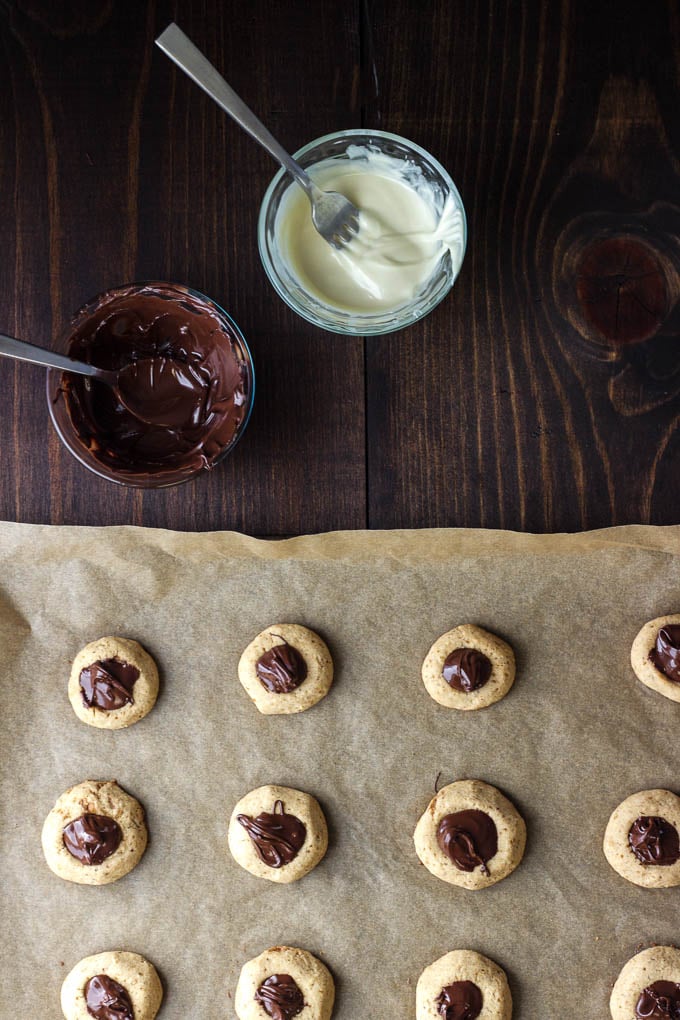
276;149;464;315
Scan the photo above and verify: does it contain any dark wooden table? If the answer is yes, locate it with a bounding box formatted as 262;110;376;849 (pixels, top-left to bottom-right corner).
2;0;679;535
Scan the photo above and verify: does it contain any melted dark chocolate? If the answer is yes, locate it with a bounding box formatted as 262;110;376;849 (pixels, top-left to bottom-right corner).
437;810;498;875
255;642;307;693
84;974;134;1020
237;800;306;868
442;648;492;693
629;816;680;866
436;981;483;1020
650;626;680;684
255;974;305;1020
60;283;251;480
635;980;680;1019
79;658;139;710
62;814;122;865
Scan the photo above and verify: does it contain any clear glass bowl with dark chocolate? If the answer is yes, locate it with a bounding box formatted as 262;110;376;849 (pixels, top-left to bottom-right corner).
47;282;254;487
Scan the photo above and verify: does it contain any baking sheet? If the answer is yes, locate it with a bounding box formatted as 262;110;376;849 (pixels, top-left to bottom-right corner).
2;523;680;1019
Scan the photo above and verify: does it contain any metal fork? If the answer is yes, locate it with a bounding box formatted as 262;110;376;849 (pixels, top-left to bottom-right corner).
155;23;360;250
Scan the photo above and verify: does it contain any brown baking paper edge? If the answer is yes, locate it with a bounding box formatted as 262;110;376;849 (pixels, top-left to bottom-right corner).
1;521;680;1019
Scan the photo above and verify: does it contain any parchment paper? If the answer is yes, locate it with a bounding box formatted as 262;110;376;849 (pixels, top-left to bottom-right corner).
2;523;680;1019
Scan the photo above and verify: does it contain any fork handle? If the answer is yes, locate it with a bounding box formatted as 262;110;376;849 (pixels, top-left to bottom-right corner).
0;333;109;379
155;23;316;199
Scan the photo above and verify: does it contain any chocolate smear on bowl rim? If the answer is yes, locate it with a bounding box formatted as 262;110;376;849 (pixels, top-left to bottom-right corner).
60;283;250;480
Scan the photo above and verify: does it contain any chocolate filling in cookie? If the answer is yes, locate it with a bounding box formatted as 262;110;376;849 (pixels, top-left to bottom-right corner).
437;810;498;876
84;973;134;1020
635;980;680;1019
650;626;680;684
255;642;307;694
255;974;305;1020
436;981;483;1020
629;816;680;866
63;813;122;865
237;800;307;867
79;658;140;710
442;649;492;693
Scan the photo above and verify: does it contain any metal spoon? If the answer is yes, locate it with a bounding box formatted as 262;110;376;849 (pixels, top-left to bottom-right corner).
0;333;193;428
155;22;361;250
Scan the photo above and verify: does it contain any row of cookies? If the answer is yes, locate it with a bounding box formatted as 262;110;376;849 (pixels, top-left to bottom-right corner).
67;623;509;722
67;614;680;734
65;626;335;729
418;944;680;1020
59;940;680;1019
61;942;503;1015
42;778;518;888
59;944;500;1020
59;945;336;1020
42;775;680;892
424;613;680;709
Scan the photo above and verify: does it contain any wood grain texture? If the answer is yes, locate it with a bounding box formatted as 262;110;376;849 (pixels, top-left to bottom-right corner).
0;0;365;532
1;0;680;533
364;0;680;530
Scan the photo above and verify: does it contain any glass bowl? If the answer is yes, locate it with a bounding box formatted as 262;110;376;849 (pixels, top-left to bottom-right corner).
47;282;255;488
258;128;467;336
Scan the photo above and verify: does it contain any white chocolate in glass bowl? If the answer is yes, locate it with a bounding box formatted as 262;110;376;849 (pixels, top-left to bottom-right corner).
276;148;464;314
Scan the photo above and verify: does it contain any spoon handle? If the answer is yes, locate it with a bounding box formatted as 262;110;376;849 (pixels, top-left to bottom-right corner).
155;23;316;199
0;333;105;379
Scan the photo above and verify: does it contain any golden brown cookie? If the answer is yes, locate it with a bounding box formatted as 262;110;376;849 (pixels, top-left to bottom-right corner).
603;789;680;887
235;946;334;1020
61;951;162;1020
416;950;512;1020
413;779;526;889
228;784;328;883
631;615;680;702
42;780;148;885
421;625;515;710
238;624;333;715
610;946;680;1020
69;636;159;729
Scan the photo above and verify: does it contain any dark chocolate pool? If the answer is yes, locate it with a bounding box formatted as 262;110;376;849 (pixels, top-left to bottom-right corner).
48;282;254;486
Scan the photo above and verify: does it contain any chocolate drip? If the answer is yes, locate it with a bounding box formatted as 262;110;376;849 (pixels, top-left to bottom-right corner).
62;814;122;865
436;981;483;1020
635;981;680;1019
255;642;307;693
79;658;139;710
650;626;680;684
442;648;492;693
237;800;306;867
436;809;498;875
629;816;680;866
255;974;305;1020
84;974;134;1020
